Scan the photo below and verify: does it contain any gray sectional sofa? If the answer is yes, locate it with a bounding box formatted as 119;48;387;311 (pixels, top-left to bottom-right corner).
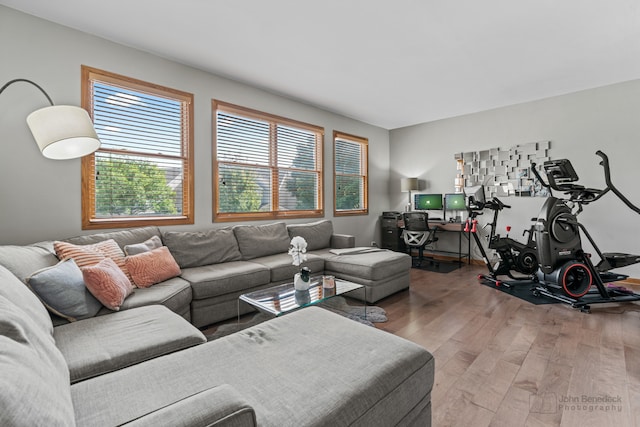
0;219;434;426
1;220;411;327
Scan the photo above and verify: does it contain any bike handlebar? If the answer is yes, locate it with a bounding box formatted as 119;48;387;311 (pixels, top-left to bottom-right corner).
484;197;510;210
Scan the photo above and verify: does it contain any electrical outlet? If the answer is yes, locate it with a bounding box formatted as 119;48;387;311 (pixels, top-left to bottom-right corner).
371;241;378;247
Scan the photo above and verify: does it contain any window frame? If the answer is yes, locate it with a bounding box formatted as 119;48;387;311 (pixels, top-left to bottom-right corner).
81;65;194;230
333;131;369;216
212;100;324;222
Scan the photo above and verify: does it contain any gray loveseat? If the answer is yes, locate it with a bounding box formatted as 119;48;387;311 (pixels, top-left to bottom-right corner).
0;220;433;426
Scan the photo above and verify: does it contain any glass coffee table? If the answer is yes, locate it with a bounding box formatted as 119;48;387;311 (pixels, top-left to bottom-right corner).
239;276;365;319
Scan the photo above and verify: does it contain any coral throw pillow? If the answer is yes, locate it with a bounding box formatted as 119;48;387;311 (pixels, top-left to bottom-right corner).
81;257;134;311
54;239;132;285
125;246;181;288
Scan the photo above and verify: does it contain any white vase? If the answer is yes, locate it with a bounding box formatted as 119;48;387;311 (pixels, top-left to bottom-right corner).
294;272;310;291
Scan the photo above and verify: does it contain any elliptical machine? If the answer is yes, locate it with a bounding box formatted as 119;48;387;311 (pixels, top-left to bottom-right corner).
530;151;640;312
466;186;538;287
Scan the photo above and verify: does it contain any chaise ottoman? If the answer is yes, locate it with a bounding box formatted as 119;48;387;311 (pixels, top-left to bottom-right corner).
319;248;412;303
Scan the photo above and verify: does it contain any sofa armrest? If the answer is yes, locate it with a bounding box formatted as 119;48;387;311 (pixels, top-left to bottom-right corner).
123;384;256;427
330;233;355;249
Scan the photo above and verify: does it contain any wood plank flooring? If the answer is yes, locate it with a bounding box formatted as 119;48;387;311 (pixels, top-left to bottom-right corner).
375;265;640;427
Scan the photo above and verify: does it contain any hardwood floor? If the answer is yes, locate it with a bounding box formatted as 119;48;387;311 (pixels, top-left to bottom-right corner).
374;265;640;427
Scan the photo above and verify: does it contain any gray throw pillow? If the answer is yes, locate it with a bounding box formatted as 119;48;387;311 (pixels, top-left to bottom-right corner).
26;259;102;322
124;235;163;256
287;220;333;251
162;228;242;268
233;222;291;260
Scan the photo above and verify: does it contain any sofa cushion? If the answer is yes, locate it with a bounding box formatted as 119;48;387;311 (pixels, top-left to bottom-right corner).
0;265;54;337
0;295;75;426
287;220;334;251
125;246;181;288
322;249;412;281
64;226;162;250
97;276;192;317
124;235;163;256
70;307;434;427
26;259;102;321
250;253;325;283
81;257;134;311
163;228;242;268
234;222;291;260
0;242;58;282
181;261;270;300
55;305;206;383
119;384;257;427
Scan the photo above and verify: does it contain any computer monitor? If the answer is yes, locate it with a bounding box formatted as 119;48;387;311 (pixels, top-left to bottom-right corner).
444;193;466;211
414;193;443;211
465;185;486;209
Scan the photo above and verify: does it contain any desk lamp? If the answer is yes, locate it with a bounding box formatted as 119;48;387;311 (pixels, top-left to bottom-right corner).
401;177;419;212
0;78;100;159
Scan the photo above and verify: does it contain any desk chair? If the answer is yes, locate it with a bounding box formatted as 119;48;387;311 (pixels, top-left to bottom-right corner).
402;212;438;268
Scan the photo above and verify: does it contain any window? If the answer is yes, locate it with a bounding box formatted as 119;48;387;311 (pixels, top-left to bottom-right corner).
334;131;368;216
81;66;194;229
213;100;324;221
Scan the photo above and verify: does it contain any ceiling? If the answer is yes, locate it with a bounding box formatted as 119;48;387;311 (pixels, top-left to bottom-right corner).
3;0;640;129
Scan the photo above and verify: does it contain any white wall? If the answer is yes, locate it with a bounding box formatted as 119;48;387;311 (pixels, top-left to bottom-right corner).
0;6;390;246
390;80;640;278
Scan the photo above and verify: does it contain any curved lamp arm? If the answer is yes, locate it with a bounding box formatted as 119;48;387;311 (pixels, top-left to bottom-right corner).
0;79;55;106
0;78;100;160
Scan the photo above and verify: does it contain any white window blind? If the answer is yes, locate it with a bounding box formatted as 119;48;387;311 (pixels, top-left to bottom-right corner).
214;101;323;221
82;66;194;229
334;132;368;215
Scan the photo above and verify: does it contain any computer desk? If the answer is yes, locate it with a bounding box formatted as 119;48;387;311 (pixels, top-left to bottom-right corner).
425;220;472;264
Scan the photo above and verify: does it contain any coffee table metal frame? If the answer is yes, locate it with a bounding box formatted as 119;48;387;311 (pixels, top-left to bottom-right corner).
238;276;366;320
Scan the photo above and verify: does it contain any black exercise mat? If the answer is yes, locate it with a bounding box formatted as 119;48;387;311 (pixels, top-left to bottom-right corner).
412;261;461;274
479;279;559;305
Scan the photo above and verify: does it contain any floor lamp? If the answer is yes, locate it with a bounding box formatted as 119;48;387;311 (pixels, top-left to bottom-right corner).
401;177;419;212
0;78;101;159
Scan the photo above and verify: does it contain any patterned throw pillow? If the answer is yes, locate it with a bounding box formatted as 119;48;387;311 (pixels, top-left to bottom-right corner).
125;246;181;288
81;258;134;311
54;239;132;285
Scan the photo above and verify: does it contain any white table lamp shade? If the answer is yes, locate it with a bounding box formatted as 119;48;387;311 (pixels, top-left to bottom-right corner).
26;105;101;160
401;177;419;192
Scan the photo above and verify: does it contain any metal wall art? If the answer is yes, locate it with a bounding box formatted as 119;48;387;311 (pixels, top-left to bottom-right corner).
455;141;551;197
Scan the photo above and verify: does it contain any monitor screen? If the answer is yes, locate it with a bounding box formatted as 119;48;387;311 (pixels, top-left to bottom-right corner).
465;185;486;208
414;193;443;210
445;193;466;210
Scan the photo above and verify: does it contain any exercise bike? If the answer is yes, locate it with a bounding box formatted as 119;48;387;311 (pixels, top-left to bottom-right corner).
465;186;538;288
530;151;640;312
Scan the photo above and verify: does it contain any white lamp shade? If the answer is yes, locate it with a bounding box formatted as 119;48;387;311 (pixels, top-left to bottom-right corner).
401;177;419;192
26;105;100;159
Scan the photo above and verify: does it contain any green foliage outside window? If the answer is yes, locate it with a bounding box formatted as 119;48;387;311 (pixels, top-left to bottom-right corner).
218;167;263;213
336;175;362;210
95;158;177;216
284;139;317;210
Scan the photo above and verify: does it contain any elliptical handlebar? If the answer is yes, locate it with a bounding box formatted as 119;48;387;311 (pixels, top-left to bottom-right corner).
530;162;552;194
596;150;640;215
